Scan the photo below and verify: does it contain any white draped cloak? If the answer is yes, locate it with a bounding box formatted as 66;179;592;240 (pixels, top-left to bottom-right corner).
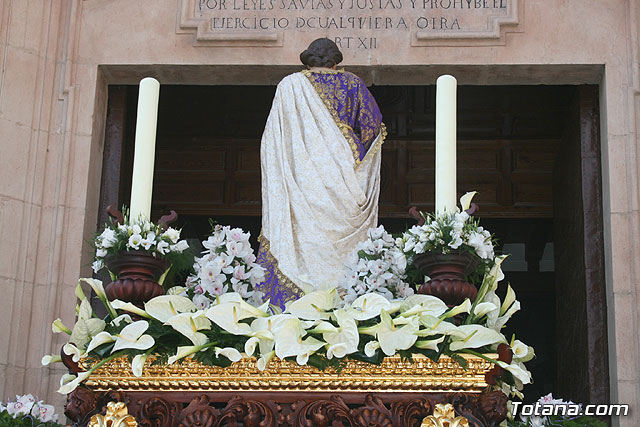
258;72;384;301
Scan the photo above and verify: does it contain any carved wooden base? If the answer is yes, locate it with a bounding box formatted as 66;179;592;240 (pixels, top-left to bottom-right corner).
66;389;507;427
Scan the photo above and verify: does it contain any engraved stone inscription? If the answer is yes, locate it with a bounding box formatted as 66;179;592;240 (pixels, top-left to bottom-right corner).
178;0;521;47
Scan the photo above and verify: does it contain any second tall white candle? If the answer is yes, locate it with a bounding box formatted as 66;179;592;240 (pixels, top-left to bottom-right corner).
129;77;160;223
435;75;457;215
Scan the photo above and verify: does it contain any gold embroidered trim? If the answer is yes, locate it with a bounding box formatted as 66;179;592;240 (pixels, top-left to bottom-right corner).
301;68;345;75
301;71;363;165
360;122;387;166
258;231;304;301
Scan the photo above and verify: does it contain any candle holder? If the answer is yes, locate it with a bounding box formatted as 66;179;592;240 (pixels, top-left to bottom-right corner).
102;206;178;309
413;250;479;307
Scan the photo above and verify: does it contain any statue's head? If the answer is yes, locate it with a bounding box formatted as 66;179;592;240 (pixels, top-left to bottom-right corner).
300;38;343;68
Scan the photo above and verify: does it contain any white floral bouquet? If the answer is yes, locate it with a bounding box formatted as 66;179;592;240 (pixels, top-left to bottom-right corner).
183;224;266;309
93;214;190;274
340;225;414;304
397;192;496;276
0;394;61;426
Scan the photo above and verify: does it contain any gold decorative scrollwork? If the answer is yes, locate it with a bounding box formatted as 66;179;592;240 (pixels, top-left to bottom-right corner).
421;403;470;427
88;401;138;427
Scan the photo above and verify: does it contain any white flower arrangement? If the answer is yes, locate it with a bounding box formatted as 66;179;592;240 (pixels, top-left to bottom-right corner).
93;214;189;274
1;394;60;424
397;192;496;275
183;225;266;309
340;225;414;304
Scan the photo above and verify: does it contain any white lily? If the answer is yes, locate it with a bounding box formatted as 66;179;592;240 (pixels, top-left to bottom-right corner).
347;293;391;320
41;354;62;366
273;318;325;361
214;293;270;318
285;289;338;320
132;353;149;377
69;299;106;348
112;320;155;352
85;331;116;354
110;314;133;327
322;309;359;359
167;343;214;364
62;343;86;362
57;371;91;394
415;336;446;351
257;350;276;371
474;255;507;304
472;302;499;318
206;303;252;335
448;324;506;351
511;339;535;362
485;290;521;332
400;294;449;318
360;311;419;356
418;315;465;338
364;340;380;357
442;299;472;319
111;300;151;319
79;278;118;319
215;347;242;362
52;318;72;335
501;285;517;315
166;311;211;346
460;191;477;211
145;295;197;323
496;360;532;385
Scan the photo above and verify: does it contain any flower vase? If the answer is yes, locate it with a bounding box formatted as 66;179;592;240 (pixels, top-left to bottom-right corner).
413;251;479;307
104;252;168;307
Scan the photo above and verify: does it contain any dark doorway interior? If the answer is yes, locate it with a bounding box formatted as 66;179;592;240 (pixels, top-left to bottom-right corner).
99;82;607;404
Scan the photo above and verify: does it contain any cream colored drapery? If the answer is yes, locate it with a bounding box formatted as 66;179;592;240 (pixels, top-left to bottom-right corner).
260;72;383;295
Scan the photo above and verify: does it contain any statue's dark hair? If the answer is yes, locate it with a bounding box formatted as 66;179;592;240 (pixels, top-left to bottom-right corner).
300;38;343;68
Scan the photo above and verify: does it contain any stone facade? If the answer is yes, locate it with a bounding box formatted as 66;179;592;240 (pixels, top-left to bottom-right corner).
0;0;639;424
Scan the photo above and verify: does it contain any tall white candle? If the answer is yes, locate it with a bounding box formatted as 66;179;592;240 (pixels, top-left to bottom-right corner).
129;77;160;223
435;75;457;215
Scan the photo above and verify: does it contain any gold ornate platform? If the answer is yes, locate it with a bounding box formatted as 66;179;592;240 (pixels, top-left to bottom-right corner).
81;354;492;393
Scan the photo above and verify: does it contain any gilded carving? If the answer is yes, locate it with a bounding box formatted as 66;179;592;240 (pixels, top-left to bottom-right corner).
421;403;470;427
88;401;138;427
81;354;492;393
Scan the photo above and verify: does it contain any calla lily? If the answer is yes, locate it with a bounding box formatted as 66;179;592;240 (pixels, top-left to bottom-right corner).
500;285;517;315
145;295;196;323
215;293;270;318
41;354;62;366
448;325;506;351
471;302;499;318
364;340;380;357
69;300;106;348
111;300;151;319
347;293;391;320
415;336;445;351
257;350;276;371
273;318;324;360
360;311;419;356
110;314;133;327
442;299;472;319
79;278;117;319
497;360;532;385
418;315;465;338
286;289;338;320
112;320;155;352
52;318;72;335
85;331;116;354
167;286;187;295
322;310;358;359
167;343;215;364
460;191;477;211
215;347;242;362
475;255;507;304
206;303;253;335
486;291;520;332
75;282;87;301
57;371;91;394
62;343;86;362
132;353;148;377
166;311;211;346
400;295;449;318
511;339;535;362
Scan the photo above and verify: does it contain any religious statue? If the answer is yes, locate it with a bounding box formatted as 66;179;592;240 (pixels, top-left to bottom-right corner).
255;38;386;308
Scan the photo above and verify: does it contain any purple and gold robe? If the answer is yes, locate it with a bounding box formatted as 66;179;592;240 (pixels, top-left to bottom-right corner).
256;69;386;309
